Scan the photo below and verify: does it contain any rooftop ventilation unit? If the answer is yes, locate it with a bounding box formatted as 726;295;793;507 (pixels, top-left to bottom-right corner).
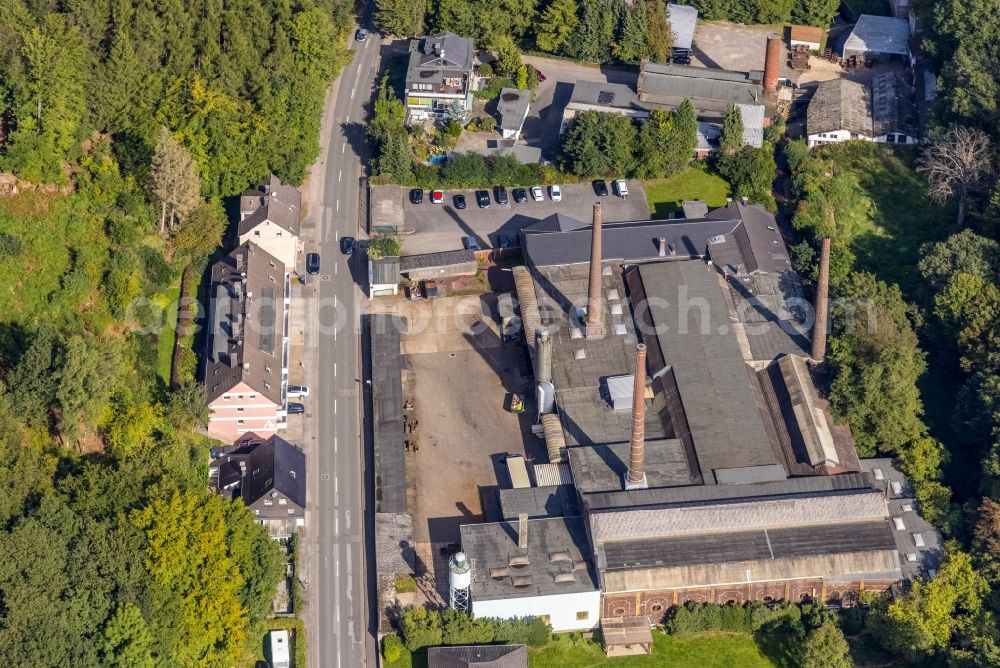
549;551;572;563
553;572;576;583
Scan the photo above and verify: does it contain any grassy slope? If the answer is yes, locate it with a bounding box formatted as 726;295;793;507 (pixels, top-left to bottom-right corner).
386;632;774;668
643;166;732;219
155;284;181;386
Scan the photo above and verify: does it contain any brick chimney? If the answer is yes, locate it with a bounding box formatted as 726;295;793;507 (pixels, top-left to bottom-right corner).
586;201;604;338
811;237;831;363
625;343;648;489
764;34;781;94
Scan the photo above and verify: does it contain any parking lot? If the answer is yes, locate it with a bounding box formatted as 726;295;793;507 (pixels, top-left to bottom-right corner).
372;182;652;255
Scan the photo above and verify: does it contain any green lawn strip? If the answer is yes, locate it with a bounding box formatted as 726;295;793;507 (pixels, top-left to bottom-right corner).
154;284;181;386
529;630;774;667
643;167;732;219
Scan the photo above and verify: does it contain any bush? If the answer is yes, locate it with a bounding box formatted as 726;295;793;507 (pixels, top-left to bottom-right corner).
0;231;25;257
368;233;401;260
382;634;403;663
394;574;417;593
491;616;551;646
401;607;443;651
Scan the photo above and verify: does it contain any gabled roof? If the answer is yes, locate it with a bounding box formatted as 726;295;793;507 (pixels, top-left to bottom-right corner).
524;212;588;234
497;88;531;132
203;242;286;405
406;32;474;86
427;644;527;668
238;174;301;238
667;4;698;50
371;256;400;285
871;71;917;138
842;15;911;57
211;434;307;513
806;78;873;137
638;61;764;115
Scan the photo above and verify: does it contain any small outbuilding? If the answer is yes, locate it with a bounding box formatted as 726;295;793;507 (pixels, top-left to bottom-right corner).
789;25;824;51
369;256;400;298
400;249;478;281
497;88;531;141
427;644;528;668
841;15;911;62
601;616;654;656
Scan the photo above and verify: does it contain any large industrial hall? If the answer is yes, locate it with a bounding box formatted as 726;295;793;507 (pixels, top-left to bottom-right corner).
453;199;941;631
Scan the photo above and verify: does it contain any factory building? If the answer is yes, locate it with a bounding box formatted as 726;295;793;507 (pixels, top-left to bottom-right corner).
458;200;941;631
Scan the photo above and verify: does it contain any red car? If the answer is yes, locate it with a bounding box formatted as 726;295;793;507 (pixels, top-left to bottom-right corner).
536;70;547;83
431;190;444;204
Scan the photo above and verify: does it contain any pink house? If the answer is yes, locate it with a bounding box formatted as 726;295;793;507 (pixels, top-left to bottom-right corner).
202;242;290;442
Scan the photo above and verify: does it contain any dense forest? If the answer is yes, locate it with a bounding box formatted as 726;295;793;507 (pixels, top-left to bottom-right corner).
0;0;350;664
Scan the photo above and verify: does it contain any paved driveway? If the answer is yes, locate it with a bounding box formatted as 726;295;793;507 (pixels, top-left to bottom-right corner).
372;183;652;255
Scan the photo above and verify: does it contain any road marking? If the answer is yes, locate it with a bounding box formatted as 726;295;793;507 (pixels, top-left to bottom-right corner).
335;199;339;211
334;362;338;377
334;475;338;493
334;515;339;533
346;510;352;530
350;86;355;99
335;436;338;453
338;170;342;182
334;399;338;414
335;263;338;275
341;144;346;154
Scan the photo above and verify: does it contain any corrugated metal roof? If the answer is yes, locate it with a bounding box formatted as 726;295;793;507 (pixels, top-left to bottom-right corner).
668;4;698;50
568;439;699;494
371;256;400;285
843;15;910;57
737;104;765;148
371;315;407;513
400;249;476;270
499;484;579;519
427;644;527;668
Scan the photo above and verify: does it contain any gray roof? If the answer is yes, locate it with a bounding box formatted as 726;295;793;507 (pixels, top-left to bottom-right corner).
567;440;700;494
807;78;873;137
400;249;476;270
448;144;542;163
871;72;917;138
406;32;474;87
212;434;307;515
461;516;598;601
371;314;407;513
499;485;579;520
842;15;911;57
600;520;897;571
497;88;531;132
738;104;765;148
238;174;302;238
525;212;588;233
371;256;400;285
203;242;287;405
668;4;698;50
583;471;878;511
427;645;527;668
638;61;764;119
628;262;783;481
569;81;644;111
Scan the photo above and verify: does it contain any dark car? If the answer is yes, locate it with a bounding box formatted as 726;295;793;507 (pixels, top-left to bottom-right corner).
476;190;491;208
306;252;321;275
340;237;355;255
593;179;609;196
287;402;305;415
409;188;423;204
355;28;368;41
512;188;528;203
453;194;467;209
463;236;482;251
494;186;508;205
536;70;547;82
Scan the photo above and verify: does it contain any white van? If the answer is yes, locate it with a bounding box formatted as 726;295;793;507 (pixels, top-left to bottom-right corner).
613;179;629;198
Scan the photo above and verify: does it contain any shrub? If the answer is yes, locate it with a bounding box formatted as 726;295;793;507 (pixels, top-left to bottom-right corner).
401;607;443;651
368;233;401;260
492;616;551;646
382;634;403;663
0;231;25;257
394;574;417;593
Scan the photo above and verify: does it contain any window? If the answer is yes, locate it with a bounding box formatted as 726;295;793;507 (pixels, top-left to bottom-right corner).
265;382;272;390
269;260;276;267
265;366;272;374
649;603;664;613
255;231;261;236
254;509;259;516
237;394;244;400
264;499;273;506
249;393;256;399
279;498;287;505
288;508;295;515
289;470;296;479
223;394;230;401
237;407;245;413
576;611;589;621
213;368;220;376
237;419;245;425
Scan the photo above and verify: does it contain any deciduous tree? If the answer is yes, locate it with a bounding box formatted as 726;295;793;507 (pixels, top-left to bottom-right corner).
799;621;852;668
148;127;202;234
560;110;637;176
719;103;744;157
918;125;992;227
376;0;426;37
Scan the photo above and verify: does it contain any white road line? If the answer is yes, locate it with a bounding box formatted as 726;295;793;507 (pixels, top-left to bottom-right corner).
334;515;339;533
342;144;346;154
334;399;338;414
335;263;338;275
335;199;339;211
334;475;338;492
334;327;338;341
350;87;355;99
346;510;352;530
338;170;342;182
335;437;339;453
334;363;338;377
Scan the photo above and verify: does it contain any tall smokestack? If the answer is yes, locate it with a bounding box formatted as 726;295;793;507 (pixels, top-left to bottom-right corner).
625;344;648;490
764;34;781;94
536;327;552;384
811;238;831;363
586;202;604;338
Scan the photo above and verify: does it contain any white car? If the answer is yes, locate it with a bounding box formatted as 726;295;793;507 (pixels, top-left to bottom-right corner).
530;185;544;202
548;184;562;202
287;385;310;398
613;179;629;198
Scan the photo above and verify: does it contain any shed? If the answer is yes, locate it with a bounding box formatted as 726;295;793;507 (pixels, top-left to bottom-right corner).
606;374;635;412
601;616;653;656
400;249;477;280
497;88;531;141
369;256;400;298
789;25;824;51
841;15;911;62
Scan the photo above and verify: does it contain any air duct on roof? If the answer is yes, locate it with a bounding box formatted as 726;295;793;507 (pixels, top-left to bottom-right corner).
585;202;605;338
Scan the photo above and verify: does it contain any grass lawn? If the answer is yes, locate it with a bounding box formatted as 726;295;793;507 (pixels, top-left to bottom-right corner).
643;166;731;219
155;284;181;386
386;631;775;668
814;142;954;295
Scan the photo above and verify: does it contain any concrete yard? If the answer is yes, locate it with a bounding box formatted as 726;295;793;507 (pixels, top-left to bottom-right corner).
691;22;798;80
370;293;548;595
372;183;652;256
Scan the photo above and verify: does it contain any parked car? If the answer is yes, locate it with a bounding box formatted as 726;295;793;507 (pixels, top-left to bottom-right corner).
287;385;310;398
355;28;368;41
494;186;508;205
306;252;321;275
536;70;547;82
530;185;544;202
409;188;423;204
431;190;444;204
453;194;467;209
593;180;609;196
613;179;629;198
549;184;562;202
287;402;305;415
463;236;481;251
340;237;355;255
476;190;491;208
512;187;528;203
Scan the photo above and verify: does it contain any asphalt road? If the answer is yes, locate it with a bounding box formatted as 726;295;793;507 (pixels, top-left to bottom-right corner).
301;20;381;668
